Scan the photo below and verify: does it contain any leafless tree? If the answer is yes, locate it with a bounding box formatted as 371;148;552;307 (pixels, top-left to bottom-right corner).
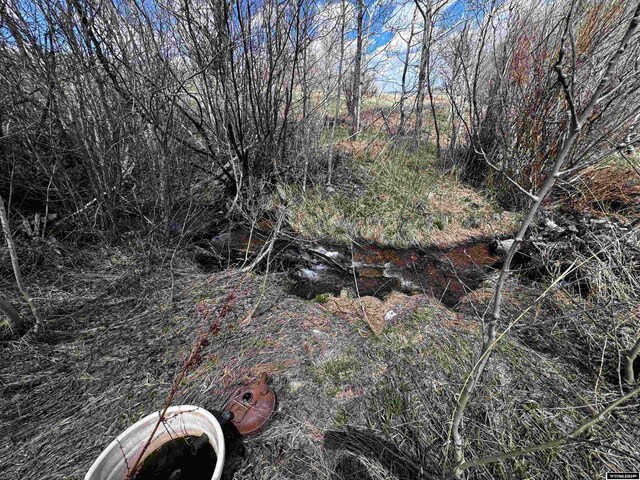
449;1;640;476
398;6;419;136
349;0;366;139
0;194;43;333
327;0;348;185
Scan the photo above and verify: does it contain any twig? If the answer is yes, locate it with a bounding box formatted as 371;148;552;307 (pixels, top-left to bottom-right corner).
240;210;285;273
125;283;242;479
449;3;640;473
0;194;44;333
458;383;640;471
307;247;351;274
349;242;372;334
625;336;640;385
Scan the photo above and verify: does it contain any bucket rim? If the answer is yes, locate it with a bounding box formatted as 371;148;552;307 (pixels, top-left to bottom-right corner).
84;404;225;480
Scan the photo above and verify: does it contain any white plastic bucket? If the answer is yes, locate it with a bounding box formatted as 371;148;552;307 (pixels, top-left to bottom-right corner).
85;405;225;480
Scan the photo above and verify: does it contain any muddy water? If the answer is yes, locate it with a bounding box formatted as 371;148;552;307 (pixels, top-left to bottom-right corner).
290;241;501;307
132;434;216;480
197;227;503;308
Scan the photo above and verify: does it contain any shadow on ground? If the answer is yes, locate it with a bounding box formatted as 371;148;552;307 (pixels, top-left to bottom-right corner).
325;428;436;480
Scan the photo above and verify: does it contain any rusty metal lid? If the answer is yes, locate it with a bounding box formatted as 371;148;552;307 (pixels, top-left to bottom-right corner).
224;374;276;436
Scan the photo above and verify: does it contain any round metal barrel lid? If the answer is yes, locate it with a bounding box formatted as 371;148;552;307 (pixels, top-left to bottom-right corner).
224;374;276;436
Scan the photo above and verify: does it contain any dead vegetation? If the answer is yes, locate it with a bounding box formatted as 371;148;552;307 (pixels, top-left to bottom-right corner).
289;147;520;248
571;163;640;219
0;0;639;477
1;239;638;479
320;291;414;335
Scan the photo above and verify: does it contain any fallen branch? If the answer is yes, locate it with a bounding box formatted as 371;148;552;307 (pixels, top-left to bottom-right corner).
306;247;351;274
0;294;23;336
458;383;640;471
0;194;44;333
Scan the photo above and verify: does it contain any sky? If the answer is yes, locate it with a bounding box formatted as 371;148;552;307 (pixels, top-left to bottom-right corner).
313;0;464;92
4;0;468;93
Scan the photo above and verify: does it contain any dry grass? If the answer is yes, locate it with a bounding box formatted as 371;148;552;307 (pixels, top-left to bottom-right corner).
321;295;640;480
0;244;427;480
336;138;389;161
320;291;415;335
427;182;520;245
2;241;638;479
289;144;520;247
572;162;640;219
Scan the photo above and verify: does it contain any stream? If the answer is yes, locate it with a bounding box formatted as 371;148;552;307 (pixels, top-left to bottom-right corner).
193;226;505;308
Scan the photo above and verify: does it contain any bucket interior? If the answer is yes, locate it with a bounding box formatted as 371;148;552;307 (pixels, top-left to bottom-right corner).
84;406;225;480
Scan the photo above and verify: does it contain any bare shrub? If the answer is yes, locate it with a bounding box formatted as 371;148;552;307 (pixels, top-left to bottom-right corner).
442;0;640;209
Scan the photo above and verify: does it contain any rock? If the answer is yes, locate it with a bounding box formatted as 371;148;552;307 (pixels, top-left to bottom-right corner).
544;218;561;231
493;239;515;254
384;310;397;321
287;380;306;394
298;268;320;280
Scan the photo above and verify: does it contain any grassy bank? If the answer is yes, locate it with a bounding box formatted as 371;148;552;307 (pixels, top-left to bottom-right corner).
3;247;635;479
289;140;520;247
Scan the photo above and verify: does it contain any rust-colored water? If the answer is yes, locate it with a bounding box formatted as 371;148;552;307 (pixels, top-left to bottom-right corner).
291;240;501;307
200;226;502;308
